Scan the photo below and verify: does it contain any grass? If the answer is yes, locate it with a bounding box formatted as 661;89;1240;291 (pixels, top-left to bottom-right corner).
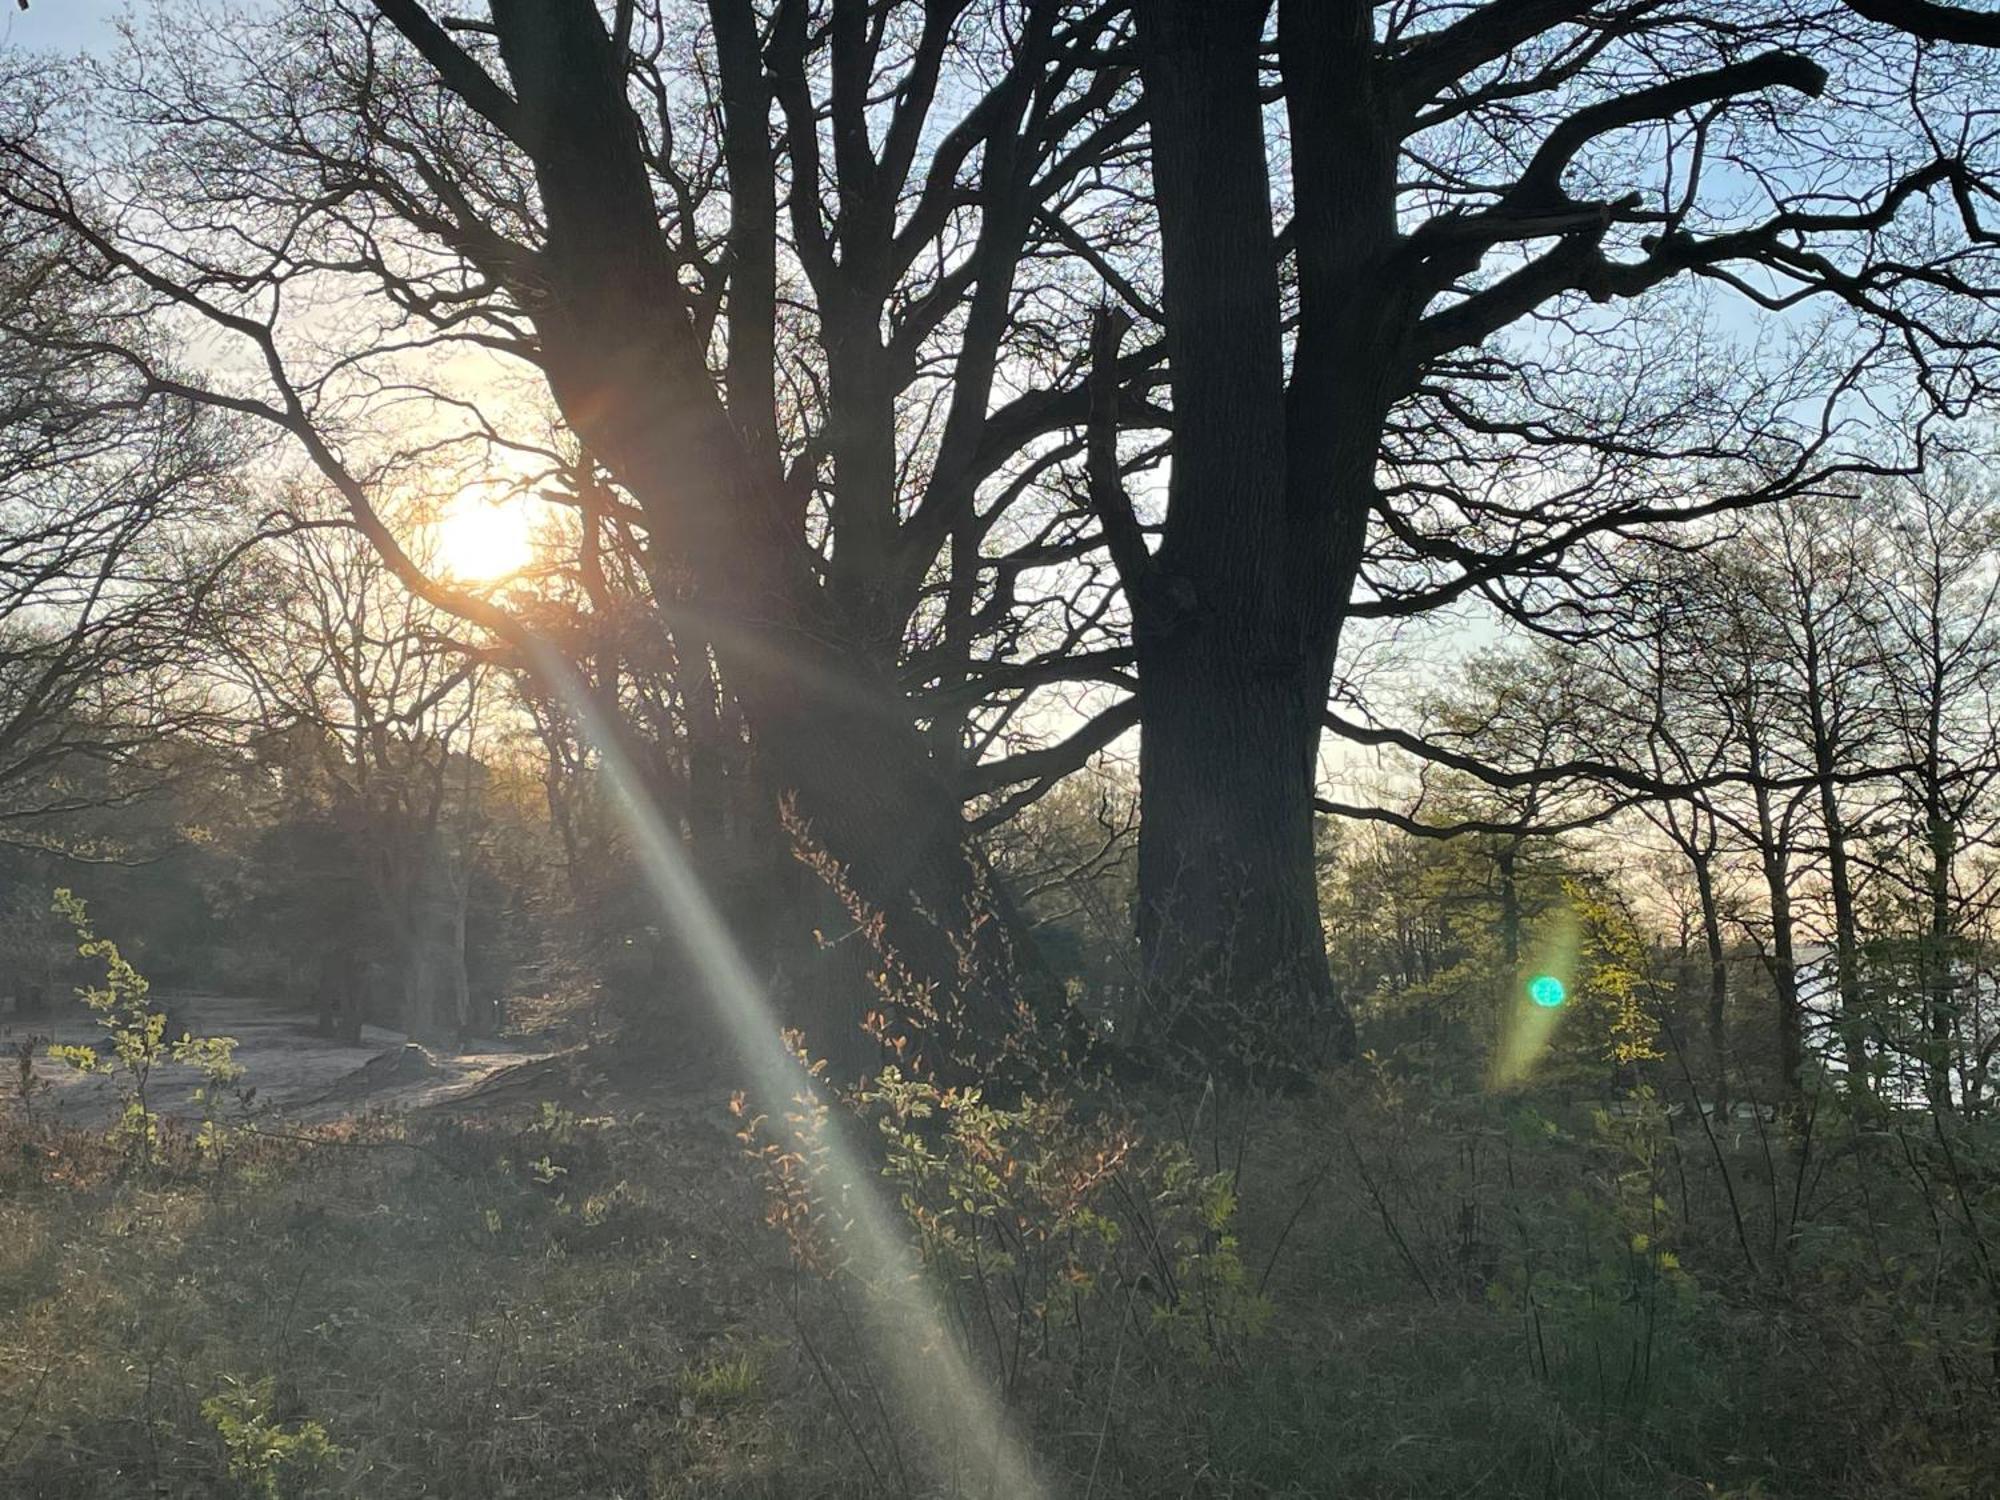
2;1058;1997;1498
677;1349;765;1413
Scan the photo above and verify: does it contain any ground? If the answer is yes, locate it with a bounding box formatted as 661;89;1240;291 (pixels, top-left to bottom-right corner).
1;1013;1997;1498
0;994;554;1125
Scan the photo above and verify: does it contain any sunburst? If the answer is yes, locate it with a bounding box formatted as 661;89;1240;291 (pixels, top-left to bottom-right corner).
433;495;536;582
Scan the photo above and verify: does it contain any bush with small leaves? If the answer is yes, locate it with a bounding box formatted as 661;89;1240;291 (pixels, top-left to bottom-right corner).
201;1376;339;1500
44;889;244;1169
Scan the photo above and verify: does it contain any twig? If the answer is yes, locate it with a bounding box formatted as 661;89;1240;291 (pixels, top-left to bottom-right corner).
1082;1286;1139;1500
0;1362;52;1469
785;1283;890;1496
1657;1013;1758;1278
831;1284;911;1498
1257;1150;1338;1296
1344;1130;1438;1304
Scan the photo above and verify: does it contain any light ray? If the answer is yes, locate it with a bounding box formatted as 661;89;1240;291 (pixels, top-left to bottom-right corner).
526;640;1045;1498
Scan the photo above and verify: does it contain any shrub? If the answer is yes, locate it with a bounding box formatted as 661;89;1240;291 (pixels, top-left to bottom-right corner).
201;1376;339;1500
44;888;244;1169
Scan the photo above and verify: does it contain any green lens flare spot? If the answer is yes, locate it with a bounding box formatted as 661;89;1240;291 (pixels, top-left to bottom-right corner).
1528;974;1566;1008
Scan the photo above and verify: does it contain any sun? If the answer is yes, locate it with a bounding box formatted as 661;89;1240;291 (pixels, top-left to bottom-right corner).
434;494;536;582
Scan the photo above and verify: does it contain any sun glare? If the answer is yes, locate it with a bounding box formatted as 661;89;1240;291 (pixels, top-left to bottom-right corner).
435;495;537;582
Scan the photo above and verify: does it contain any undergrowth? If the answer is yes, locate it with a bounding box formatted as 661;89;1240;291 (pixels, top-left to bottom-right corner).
4;1055;1999;1496
2;901;1996;1495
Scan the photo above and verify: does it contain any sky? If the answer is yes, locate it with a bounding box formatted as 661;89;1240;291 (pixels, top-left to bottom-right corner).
4;0;125;52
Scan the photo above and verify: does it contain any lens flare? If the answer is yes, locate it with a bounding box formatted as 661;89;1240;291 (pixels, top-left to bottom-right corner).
524;640;1045;1498
1488;913;1581;1091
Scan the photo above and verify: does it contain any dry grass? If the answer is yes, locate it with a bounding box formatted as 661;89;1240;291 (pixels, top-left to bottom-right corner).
2;1057;1997;1498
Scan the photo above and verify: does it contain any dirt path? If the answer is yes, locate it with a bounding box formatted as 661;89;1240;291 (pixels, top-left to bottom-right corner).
0;994;553;1126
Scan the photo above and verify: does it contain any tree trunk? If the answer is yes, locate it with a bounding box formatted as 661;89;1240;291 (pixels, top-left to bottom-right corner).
1497;845;1523;970
313;960;338;1039
449;875;473;1042
1752;774;1804;1099
1926;792;1956;1112
485;0;1007;1039
1692;852;1730;1118
402;956;430;1045
1818;776;1868;1097
338;955;366;1046
1801;635;1869;1097
1128;0;1358;1074
1135;646;1350;1067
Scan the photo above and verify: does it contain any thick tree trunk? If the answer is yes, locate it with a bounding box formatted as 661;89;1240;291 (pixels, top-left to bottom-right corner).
1125;0;1359;1075
1135;645;1350;1066
484;1;1005;1041
1121;0;1407;1073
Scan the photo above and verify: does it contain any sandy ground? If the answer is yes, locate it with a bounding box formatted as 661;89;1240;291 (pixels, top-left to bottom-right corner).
0;994;552;1127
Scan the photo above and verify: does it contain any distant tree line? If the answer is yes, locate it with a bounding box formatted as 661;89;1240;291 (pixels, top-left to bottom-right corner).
1330;473;2000;1116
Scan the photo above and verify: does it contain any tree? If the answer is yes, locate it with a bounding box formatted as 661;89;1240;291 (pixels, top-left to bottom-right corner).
0;125;240;852
1699;548;1819;1103
17;0;2000;1083
0;1;1143;1040
1550;556;1768;1111
1865;469;2000;1108
214;507;498;1044
1107;0;2000;1063
1739;497;1893;1093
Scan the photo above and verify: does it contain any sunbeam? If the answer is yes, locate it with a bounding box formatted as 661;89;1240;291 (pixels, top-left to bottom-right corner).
524;639;1046;1498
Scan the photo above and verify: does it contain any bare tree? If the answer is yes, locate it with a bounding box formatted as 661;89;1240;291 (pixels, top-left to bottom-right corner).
215;504;492;1045
1101;0;2000;1065
0;126;242;852
0;1;1144;1037
1736;497;1894;1093
1866;469;2000;1107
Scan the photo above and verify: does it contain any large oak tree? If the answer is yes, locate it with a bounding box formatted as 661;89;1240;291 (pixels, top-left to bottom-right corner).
0;2;1147;1042
1105;0;2000;1063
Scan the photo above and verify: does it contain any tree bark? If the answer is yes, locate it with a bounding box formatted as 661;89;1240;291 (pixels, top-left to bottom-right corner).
1807;696;1869;1097
1135;647;1349;1065
449;872;473;1042
483;0;1003;1031
337;954;367;1046
1497;845;1523;970
1925;785;1956;1112
1126;0;1364;1073
1750;764;1804;1100
1691;850;1730;1118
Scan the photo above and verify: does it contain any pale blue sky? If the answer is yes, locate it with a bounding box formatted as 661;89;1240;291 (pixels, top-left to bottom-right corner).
5;0;125;53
